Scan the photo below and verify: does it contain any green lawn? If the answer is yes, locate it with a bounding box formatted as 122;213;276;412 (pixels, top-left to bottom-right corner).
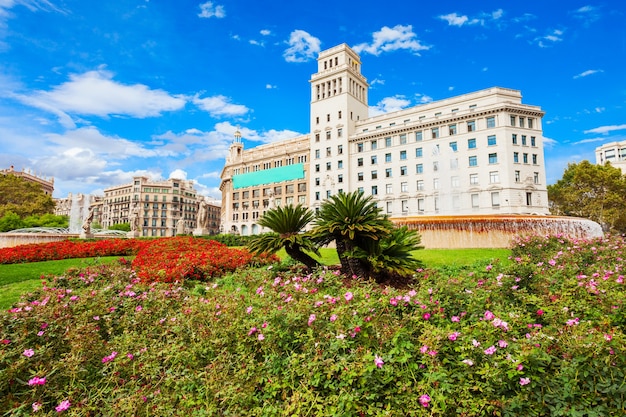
0;248;511;310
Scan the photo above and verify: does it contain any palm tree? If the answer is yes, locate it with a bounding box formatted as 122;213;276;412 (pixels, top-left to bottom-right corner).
312;190;393;277
247;204;320;272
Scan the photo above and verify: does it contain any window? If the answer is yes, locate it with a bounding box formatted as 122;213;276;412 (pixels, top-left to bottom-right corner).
471;193;479;208
532;154;538;164
470;173;478;185
451;176;459;188
417;180;424;190
401;182;408;192
386;201;393;214
371;170;378;180
512;134;518;145
326;131;331;140
338;145;343;154
488;135;497;146
449;124;457;135
431;127;439;139
371;185;378;195
433;161;439;171
402;200;408;213
386;168;392;177
385;137;392;147
357;172;364;181
315;164;320;172
315;178;320;186
469;156;478;167
371;155;377;164
513;152;519;163
491;192;500;207
371;140;378;150
521;135;527;146
358;187;364;193
400;166;408;176
315;192;320;201
326;162;331;170
416;147;423;158
486;116;496;128
519;117;525;128
337;128;343;138
468;138;476;149
416;131;423;141
467;120;476;132
449;141;458;152
400;134;407;144
326;147;332;157
490;171;500;183
338;160;343;169
327;114;330;122
338;174;343;183
417;198;425;212
531;136;536;147
433;178;439;190
357;143;364;152
400;150;407;160
523;153;529;164
416;163;423;174
488;153;498;164
386;184;393;194
515;170;521;182
338;110;342;119
510;115;516;126
385;153;392;163
357;158;363;167
526;192;532;206
534;172;540;184
315;133;320;142
315;149;320;159
528;118;534;129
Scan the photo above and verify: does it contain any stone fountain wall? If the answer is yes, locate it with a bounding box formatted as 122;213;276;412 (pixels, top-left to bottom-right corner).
0;234;79;249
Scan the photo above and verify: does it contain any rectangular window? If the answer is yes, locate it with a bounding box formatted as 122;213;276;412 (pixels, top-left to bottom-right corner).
371;140;378;150
416;131;423;141
416;163;423;174
510;115;516;126
534;172;540;184
519;117;525;128
400;150;407;160
315;164;320;172
449;124;457;135
521;135;527;146
385;153;392;163
386;201;392;214
531;136;536;147
467;120;476;132
488;153;498;164
315;177;320;186
401;182;408;192
417;198;425;212
433;161;439;171
402;200;408;213
357;158;363;167
512;134;518;145
469;156;477;166
449;141;458;152
337;128;343;138
431;127;439;139
315;133;320;142
491;192;500;207
470;173;478;185
386;184;393;194
416;147;423;158
486;116;496;128
338;160;343;169
528;118;533;129
523;153;529;164
371;185;378;195
326;162;331;170
488;135;496;146
468;138;476;149
357;143;364;152
513;152;519;163
451;176;459;188
326;147;332;157
490;171;499;183
400;166;408;176
433;178;439;190
417;180;424;191
471;193;479;208
385;137;392;147
358;172;364;181
338;174;343;183
400;134;407;144
532;154;538;164
337;145;343;154
371;170;378;180
326;131;331;140
385;168;392;178
526;192;532;206
315;192;320;201
371;155;377;164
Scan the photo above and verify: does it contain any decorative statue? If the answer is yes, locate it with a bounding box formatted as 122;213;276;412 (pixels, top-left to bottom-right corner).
197;198;209;229
129;203;140;232
81;207;94;235
176;219;186;235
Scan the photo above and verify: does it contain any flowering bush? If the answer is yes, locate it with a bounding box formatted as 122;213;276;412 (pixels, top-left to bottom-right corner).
0;234;624;415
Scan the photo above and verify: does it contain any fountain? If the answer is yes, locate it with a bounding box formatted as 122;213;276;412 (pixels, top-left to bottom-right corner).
391;215;604;249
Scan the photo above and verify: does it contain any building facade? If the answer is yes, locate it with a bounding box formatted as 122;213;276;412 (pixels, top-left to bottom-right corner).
220;43;550;235
102;176;201;237
595;141;626;174
1;165;54;196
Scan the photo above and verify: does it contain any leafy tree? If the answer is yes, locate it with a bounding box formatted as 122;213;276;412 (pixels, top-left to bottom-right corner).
548;160;626;232
0;211;25;232
23;213;69;228
0;174;55;218
248;204;320;272
108;223;131;232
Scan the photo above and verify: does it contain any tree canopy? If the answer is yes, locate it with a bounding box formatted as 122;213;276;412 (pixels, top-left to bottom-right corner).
0;174;55;218
548;160;626;232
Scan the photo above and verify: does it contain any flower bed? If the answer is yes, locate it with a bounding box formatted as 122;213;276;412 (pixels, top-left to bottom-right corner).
0;235;624;415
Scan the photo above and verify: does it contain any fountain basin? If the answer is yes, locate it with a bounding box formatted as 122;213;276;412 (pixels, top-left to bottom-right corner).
391;215;604;249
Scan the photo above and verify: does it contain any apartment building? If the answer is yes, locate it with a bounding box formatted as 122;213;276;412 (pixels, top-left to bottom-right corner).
220;43;550;235
595;141;626;174
1;165;54;196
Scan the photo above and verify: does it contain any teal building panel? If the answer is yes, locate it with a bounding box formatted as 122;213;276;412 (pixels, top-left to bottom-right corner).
232;163;305;189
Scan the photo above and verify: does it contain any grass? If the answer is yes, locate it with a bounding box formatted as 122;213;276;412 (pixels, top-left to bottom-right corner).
0;248;512;310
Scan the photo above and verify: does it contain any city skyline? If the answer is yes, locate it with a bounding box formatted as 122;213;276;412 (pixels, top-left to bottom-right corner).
0;0;625;199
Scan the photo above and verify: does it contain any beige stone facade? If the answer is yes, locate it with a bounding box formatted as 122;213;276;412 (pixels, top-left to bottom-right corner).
595;141;626;174
1;165;54;196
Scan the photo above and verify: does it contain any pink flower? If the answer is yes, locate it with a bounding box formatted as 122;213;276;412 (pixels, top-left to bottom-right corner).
486;264;493;271
498;340;508;348
28;376;46;386
344;292;353;302
246;306;253;314
308;314;316;326
448;332;460;341
484;345;497;355
23;349;34;358
248;327;257;336
520;377;531;386
484;310;495;320
566;318;579;326
55;400;71;412
32;402;42;412
262;322;268;328
422;313;431;320
604;334;612;341
389;298;398;306
451;316;460;322
127;353;134;360
374;355;384;368
419;394;431;407
472;339;481;347
102;351;118;363
135;305;143;312
516;364;524;371
420;345;429;354
329;314;338;322
462;359;474;366
536;309;544;316
257;333;265;341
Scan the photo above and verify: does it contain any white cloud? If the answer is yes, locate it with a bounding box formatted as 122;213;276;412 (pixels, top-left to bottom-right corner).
249;39;264;46
192;94;249;117
369;95;412;116
169;169;188;180
536;29;564;47
573;69;603;79
571;5;601;25
415;93;433;104
572;137;610;145
198;2;225;19
283;30;321;63
353;25;429;56
265;84;277;89
542;136;558;148
438;9;503;27
260;29;271;36
439;13;469;27
370;78;385;86
583;124;626;135
15;69;186;126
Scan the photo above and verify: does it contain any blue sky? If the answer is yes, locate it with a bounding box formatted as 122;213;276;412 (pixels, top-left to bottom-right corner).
1;0;625;199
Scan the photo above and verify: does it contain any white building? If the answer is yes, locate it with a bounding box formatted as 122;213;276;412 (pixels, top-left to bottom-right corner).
220;43;550;235
595;141;626;174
